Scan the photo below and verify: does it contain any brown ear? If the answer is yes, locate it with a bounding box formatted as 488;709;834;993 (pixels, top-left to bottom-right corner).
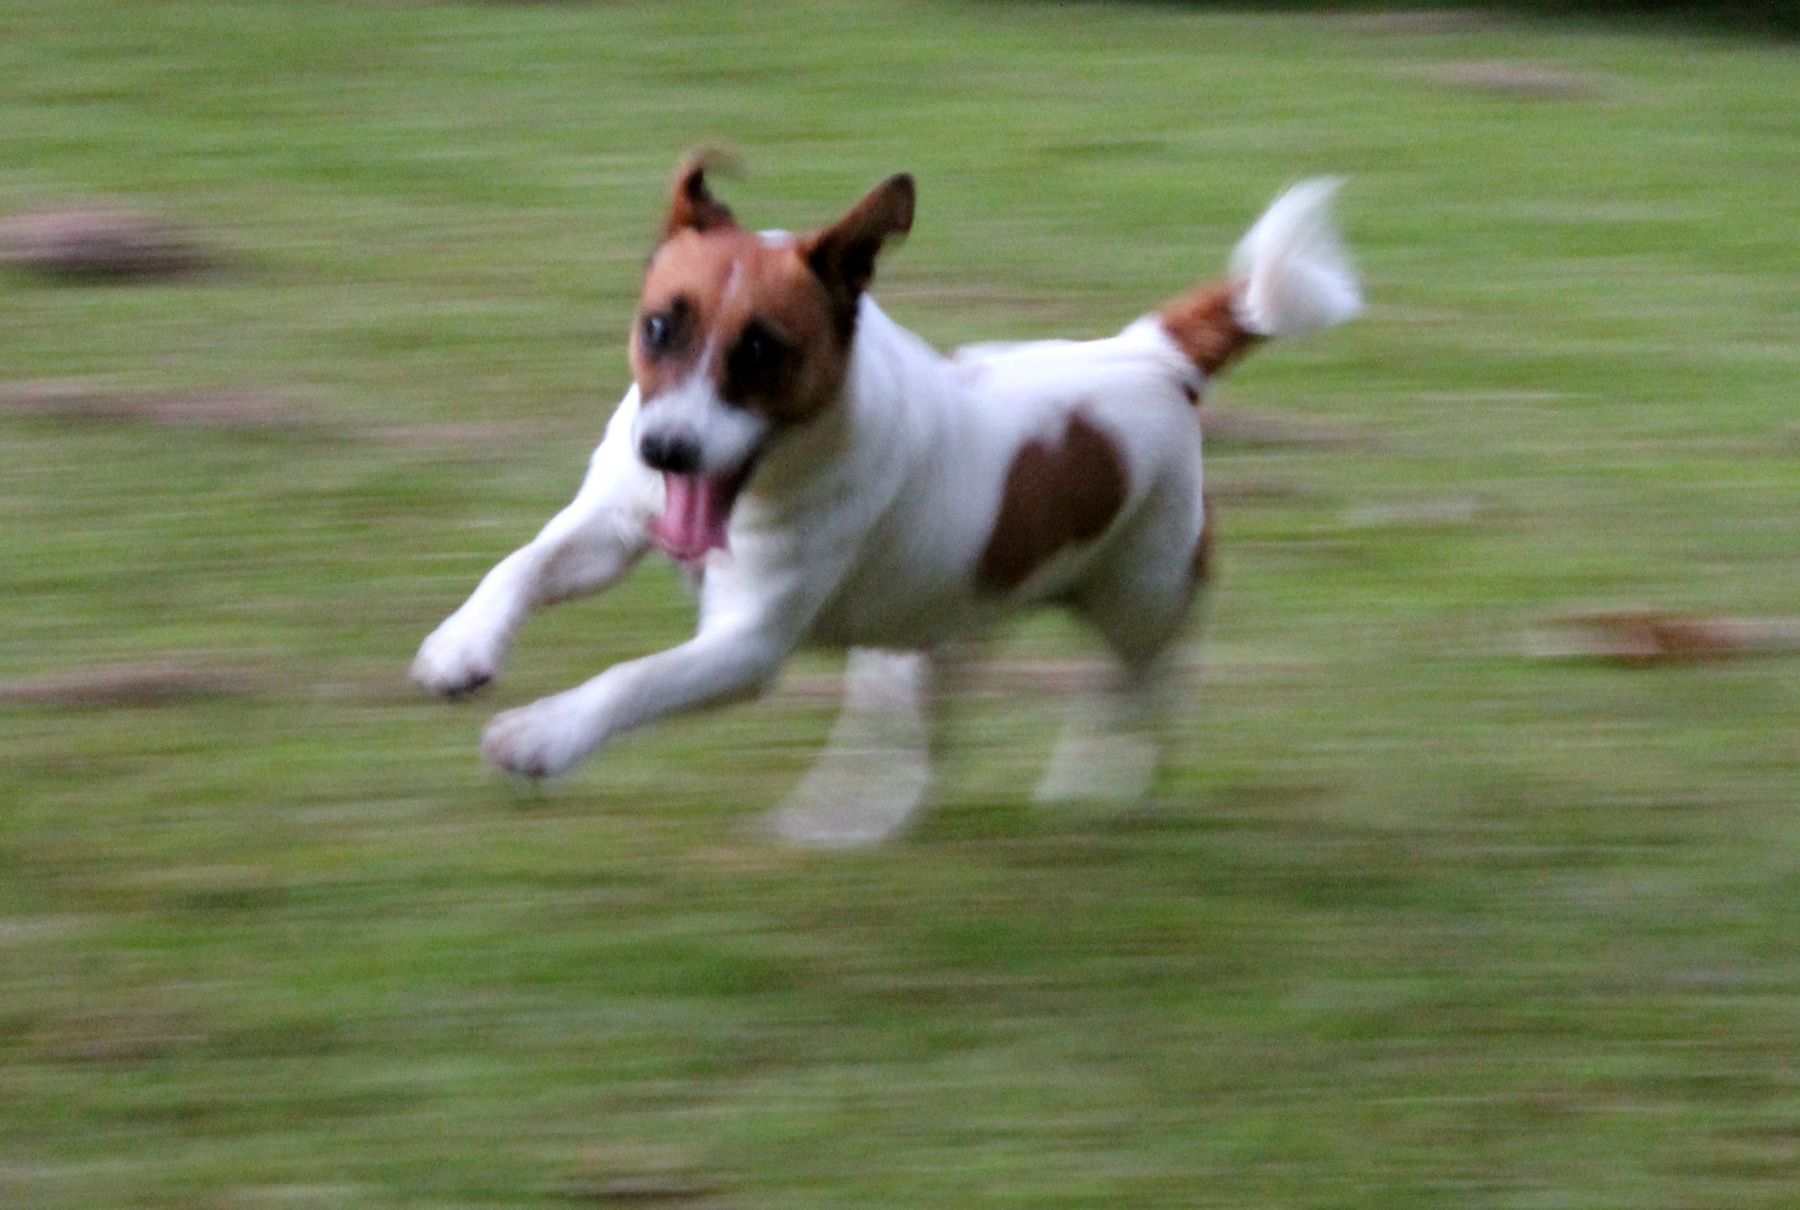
661;149;741;241
802;173;915;305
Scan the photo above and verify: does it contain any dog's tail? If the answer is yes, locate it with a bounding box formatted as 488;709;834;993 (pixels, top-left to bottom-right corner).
1160;178;1361;377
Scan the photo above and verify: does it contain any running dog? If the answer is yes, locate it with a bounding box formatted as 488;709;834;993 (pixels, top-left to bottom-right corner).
413;155;1361;845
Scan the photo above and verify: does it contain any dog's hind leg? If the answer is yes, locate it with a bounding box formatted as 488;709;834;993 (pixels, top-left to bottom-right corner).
413;394;656;698
770;648;934;848
1032;650;1174;810
1034;559;1202;811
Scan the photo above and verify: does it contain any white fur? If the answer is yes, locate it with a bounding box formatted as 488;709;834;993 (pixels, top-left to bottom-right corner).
631;371;767;478
771;648;933;847
1230;178;1362;338
415;181;1359;841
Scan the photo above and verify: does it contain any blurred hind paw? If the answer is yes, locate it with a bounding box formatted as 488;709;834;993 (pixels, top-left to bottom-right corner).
1033;728;1157;808
769;756;931;849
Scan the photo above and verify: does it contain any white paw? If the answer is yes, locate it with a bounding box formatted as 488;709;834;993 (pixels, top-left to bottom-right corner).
1033;728;1158;807
480;695;596;779
769;755;931;849
411;610;510;697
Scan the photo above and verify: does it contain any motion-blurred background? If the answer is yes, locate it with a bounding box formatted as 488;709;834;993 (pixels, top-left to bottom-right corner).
2;3;1795;1206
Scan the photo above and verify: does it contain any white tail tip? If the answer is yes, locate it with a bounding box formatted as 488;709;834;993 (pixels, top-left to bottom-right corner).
1229;177;1362;339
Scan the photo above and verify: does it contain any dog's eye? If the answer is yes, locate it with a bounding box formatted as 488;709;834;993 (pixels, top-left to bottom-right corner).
730;322;790;384
742;331;774;367
640;312;674;354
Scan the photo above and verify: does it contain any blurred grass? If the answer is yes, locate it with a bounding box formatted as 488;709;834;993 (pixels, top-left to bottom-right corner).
2;2;1797;1206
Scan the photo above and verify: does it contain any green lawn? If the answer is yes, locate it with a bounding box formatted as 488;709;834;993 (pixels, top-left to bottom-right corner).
2;3;1797;1206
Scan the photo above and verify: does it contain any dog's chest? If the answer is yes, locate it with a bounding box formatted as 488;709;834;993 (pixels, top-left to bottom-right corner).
801;504;999;649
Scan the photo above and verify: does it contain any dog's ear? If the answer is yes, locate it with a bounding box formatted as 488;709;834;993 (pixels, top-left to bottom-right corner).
661;149;740;241
802;173;915;304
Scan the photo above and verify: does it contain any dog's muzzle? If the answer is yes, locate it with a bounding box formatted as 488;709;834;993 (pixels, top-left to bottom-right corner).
638;428;702;475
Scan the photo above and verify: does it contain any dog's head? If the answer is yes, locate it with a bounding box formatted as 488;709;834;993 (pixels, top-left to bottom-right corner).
631;152;914;560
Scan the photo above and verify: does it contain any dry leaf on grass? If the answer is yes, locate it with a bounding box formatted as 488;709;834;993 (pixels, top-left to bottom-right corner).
1526;611;1800;666
0;207;215;281
0;662;259;708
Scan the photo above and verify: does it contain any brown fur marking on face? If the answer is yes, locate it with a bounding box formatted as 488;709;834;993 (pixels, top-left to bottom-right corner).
1160;282;1261;377
630;166;916;429
1191;492;1216;587
979;412;1129;592
633;228;850;426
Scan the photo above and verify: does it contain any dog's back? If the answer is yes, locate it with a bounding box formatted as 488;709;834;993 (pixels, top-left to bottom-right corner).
797;179;1361;651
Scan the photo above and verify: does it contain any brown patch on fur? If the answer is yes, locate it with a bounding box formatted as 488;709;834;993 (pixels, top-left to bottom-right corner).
979;413;1128;592
1160;282;1260;376
1192;493;1216;587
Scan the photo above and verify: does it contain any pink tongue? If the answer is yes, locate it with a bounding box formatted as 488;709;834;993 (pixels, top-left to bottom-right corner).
652;472;732;561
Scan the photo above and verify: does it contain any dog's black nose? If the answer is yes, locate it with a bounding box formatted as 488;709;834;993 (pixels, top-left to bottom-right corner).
639;429;702;475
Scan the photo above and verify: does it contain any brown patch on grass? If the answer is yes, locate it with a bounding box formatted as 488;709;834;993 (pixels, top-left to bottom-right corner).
1526;611;1800;666
987;657;1114;696
778;652;1210;704
556;1142;722;1204
125;864;289;915
0;207;215;282
1;381;550;449
1338;10;1498;35
1201;408;1366;449
1420;61;1601;99
0;662;259;708
0;915;91;946
314;674;437;707
34;1010;205;1064
0;382;302;432
551;1176;723;1203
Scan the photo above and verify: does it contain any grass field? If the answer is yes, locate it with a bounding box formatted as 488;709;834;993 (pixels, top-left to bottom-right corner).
2;2;1797;1206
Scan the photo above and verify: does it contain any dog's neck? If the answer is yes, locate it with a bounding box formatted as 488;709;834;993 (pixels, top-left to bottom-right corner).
744;296;953;506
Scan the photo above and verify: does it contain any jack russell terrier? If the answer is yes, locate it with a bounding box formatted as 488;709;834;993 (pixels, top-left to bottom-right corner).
413;155;1361;845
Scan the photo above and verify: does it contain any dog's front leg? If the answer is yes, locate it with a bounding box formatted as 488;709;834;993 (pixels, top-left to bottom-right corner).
479;605;801;780
770;648;933;848
769;640;984;848
412;395;655;697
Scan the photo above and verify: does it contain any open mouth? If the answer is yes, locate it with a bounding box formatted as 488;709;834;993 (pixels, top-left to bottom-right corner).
648;460;757;564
